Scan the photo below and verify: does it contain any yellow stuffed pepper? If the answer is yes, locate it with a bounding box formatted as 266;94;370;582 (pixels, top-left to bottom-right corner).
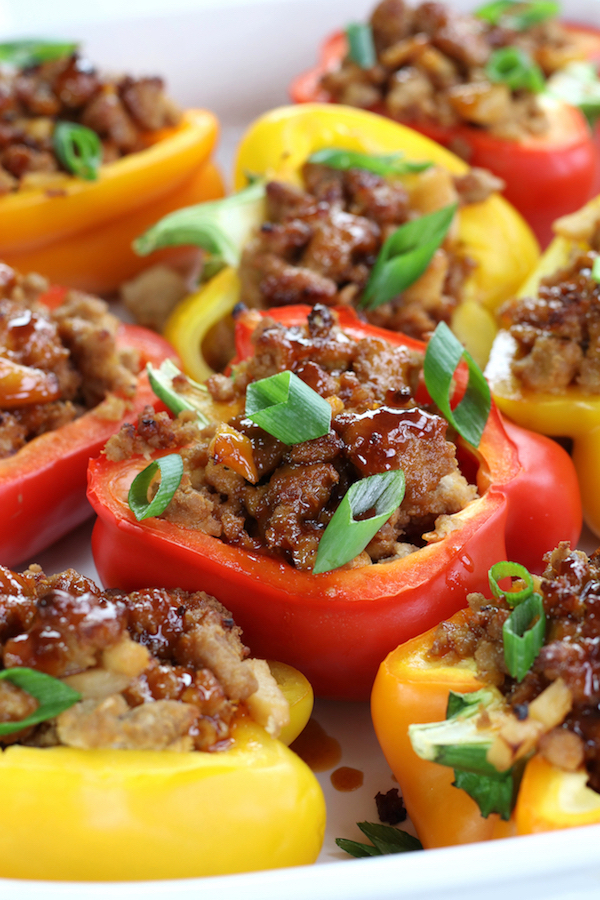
486;195;600;537
0;564;324;881
0;40;223;293
134;104;539;380
371;546;600;849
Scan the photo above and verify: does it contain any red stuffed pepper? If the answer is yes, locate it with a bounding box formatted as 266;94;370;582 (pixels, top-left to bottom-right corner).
290;2;600;246
88;305;581;700
0;266;176;566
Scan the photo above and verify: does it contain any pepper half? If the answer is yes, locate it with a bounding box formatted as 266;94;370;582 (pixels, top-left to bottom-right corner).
87;306;581;701
162;103;538;380
0;109;223;294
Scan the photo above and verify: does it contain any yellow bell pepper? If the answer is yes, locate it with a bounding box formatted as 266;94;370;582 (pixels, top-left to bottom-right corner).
485;195;600;537
0;109;223;294
0;661;325;881
162;104;539;381
371;612;600;849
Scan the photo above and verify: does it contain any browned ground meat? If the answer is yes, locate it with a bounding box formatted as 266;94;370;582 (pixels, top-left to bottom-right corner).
238;161;486;342
499;250;600;393
0;563;287;751
320;0;584;141
430;543;600;791
105;305;478;571
0;263;139;457
0;51;181;192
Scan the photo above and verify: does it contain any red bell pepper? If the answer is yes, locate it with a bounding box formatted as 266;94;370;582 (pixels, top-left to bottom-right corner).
0;295;176;566
87;306;581;701
290;25;600;247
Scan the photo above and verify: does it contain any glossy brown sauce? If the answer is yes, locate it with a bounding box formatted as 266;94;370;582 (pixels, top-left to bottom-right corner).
330;766;364;792
290;717;342;772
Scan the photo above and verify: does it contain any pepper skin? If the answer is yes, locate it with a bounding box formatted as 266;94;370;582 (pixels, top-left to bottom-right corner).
0;110;223;294
163;103;538;380
290;32;600;247
87;306;580;701
371;612;600;848
485;200;600;538
0;663;325;881
0;319;177;567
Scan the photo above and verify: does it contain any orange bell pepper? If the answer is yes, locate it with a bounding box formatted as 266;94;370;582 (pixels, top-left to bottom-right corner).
0;110;223;294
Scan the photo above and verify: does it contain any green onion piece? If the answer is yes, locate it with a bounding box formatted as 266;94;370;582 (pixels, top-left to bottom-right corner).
593;257;600;283
423;320;491;447
346;22;376;68
547;62;600;128
313;470;405;575
0;668;80;736
307;148;432;176
503;592;546;682
147;359;210;426
475;0;559;29
336;822;423;858
453;769;516;820
128;454;184;521
474;0;514;23
0;39;78;68
486;46;545;93
488;560;534;607
360;203;457;310
133;181;266;274
53;122;102;181
245;371;332;444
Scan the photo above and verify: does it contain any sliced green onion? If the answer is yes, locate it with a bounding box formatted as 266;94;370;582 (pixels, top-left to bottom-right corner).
547;62;600;128
475;0;559;29
245;371;331;444
313;470;405;574
133;180;266;275
486;46;545;93
593;256;600;282
346;22;376;69
147;359;210;426
0;668;80;736
452;768;516;820
128;454;184;521
360;203;457;310
0;39;78;68
423;320;491;447
336;822;423;858
53;122;102;181
503;592;546;682
307;148;431;176
488;560;534;607
474;0;515;23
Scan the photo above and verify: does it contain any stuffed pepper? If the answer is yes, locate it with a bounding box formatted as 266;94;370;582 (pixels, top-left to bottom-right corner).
0;262;177;566
486;196;600;537
0;561;324;880
132;103;538;378
0;40;223;293
87;303;580;700
372;543;600;848
290;0;600;246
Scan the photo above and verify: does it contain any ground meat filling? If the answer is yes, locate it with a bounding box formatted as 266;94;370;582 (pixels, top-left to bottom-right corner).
0;564;288;751
238;160;488;342
429;543;600;791
0;51;181;193
0;263;139;457
105;305;479;571
320;0;584;142
499;249;600;394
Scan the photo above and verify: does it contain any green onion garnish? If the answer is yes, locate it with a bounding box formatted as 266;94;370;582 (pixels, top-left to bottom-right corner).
0;668;80;735
128;454;184;521
475;0;559;29
503;592;546;682
593;257;600;282
452;768;516;820
245;371;332;445
336;822;423;858
313;470;405;574
147;359;210;426
488;560;534;607
133;180;266;274
53;122;102;181
360;203;457;311
474;0;516;23
486;46;545;93
547;62;600;128
307;148;432;176
0;39;78;68
423;320;491;448
346;22;377;69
